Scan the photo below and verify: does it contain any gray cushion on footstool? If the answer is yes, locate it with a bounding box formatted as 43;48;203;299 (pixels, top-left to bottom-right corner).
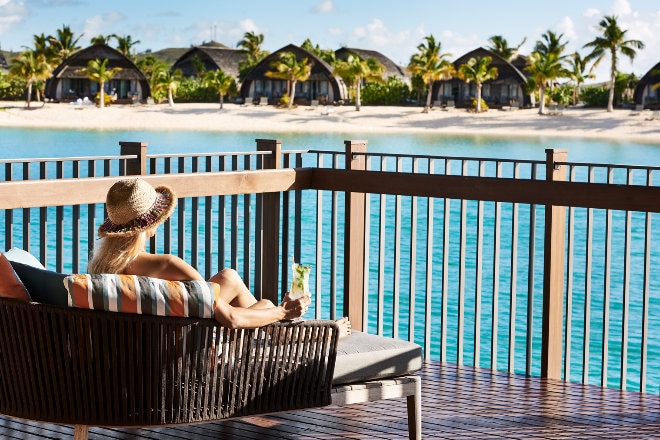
332;331;422;385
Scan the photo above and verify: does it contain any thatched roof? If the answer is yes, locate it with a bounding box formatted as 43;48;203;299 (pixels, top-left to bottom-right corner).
634;61;660;104
171;44;246;79
335;47;409;83
452;47;528;83
45;44;150;98
239;44;347;100
0;52;8;71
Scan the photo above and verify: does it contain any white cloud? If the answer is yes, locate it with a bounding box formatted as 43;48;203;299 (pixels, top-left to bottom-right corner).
349;18;412;61
314;0;335;14
556;16;577;42
239;18;260;34
611;0;632;16
584;8;601;18
0;0;28;39
83;12;125;40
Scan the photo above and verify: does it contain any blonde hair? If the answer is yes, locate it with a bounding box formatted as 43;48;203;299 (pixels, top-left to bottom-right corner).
87;231;148;274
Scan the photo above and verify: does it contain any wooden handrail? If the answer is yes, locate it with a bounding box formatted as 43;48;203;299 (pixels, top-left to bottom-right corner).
0;168;312;209
309;168;660;213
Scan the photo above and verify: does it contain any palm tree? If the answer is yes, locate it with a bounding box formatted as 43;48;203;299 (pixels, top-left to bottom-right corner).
583;15;645;112
112;34;141;60
90;35;112;45
202;69;236;109
78;58;122;109
457;56;498;113
301;38;336;64
334;53;385;111
525;51;567;115
9;50;52;108
151;65;183;107
535;31;568;58
487;35;527;61
406;35;454;113
28;33;59;102
237;31;268;81
49;25;82;61
265;52;313;109
566;52;595;105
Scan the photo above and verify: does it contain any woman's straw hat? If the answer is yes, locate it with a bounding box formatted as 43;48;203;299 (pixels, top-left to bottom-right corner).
98;178;176;237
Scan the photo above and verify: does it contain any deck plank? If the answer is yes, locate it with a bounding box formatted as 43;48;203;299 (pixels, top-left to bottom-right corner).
0;361;658;439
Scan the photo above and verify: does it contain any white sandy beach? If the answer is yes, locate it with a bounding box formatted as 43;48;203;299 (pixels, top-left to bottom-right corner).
1;100;659;144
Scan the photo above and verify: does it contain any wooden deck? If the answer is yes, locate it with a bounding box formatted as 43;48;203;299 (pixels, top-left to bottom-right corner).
1;361;658;439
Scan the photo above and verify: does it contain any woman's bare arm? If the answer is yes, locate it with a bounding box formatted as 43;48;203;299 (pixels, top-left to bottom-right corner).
214;294;309;329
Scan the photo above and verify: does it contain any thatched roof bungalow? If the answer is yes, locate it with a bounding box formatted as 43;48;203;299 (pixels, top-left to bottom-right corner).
45;44;150;103
335;47;410;85
239;44;347;105
171;42;246;80
633;62;660;110
434;47;532;108
0;53;8;72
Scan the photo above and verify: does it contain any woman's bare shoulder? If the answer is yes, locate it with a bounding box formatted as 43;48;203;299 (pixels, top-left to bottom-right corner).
125;253;202;280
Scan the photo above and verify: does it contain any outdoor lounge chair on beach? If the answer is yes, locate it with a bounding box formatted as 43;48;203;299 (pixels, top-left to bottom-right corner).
0;252;423;440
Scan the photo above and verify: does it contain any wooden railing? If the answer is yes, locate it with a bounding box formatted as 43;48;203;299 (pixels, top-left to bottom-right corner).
1;139;659;392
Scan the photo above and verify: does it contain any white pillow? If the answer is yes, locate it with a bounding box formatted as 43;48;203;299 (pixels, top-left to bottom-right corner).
3;248;45;269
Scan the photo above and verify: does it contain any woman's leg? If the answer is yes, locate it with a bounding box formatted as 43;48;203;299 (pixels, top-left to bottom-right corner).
209;268;275;308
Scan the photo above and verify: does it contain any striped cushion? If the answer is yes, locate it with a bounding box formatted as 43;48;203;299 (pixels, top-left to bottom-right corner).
63;274;220;318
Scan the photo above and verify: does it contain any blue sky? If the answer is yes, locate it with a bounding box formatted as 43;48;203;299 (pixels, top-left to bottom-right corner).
1;0;659;82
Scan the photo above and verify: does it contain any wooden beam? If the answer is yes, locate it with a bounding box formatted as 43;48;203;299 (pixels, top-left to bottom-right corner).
343;140;367;332
0;168;312;210
542;149;567;380
310;168;660;213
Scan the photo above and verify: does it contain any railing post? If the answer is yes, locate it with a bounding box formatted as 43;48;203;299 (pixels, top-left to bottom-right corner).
256;139;282;303
542;148;567;380
344;140;367;332
119;141;148;176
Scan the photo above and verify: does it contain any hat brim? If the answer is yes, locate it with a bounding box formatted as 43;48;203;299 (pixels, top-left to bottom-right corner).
98;185;176;237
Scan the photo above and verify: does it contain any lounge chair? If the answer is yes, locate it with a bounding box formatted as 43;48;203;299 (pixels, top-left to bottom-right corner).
0;255;423;440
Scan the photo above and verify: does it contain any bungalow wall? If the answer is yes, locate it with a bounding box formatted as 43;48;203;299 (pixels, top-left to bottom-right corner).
53;78;143;102
436;79;525;108
245;79;335;104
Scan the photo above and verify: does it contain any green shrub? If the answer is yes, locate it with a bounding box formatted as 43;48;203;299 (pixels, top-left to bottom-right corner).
279;93;291;107
580;86;609;108
549;85;573;106
93;92;113;106
470;97;489;112
361;76;411;105
0;73;28;100
174;79;219;103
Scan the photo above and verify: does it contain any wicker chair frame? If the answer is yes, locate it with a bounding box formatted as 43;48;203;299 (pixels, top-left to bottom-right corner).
0;299;341;439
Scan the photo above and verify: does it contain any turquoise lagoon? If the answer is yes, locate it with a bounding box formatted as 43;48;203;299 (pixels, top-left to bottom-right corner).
1;126;660;392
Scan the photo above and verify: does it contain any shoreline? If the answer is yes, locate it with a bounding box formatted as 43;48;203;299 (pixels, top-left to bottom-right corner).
1;101;659;145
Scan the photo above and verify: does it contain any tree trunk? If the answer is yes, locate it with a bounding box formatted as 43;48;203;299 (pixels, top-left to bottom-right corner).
356;81;362;111
219;93;224;110
607;74;615;112
538;84;546;115
168;86;174;107
423;80;432;113
99;81;105;109
26;81;33;109
288;80;296;109
476;83;482;113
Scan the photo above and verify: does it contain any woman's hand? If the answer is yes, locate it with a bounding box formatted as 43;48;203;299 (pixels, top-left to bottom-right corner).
280;292;311;319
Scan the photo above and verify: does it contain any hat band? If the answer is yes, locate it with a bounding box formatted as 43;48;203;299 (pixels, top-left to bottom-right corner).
99;193;172;235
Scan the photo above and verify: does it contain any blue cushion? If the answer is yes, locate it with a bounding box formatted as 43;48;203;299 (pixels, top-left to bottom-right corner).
9;261;69;307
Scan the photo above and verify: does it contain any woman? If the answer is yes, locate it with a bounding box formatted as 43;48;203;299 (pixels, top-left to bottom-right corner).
89;177;350;335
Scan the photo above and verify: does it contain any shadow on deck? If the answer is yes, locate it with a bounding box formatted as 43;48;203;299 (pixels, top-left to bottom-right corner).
2;361;658;439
